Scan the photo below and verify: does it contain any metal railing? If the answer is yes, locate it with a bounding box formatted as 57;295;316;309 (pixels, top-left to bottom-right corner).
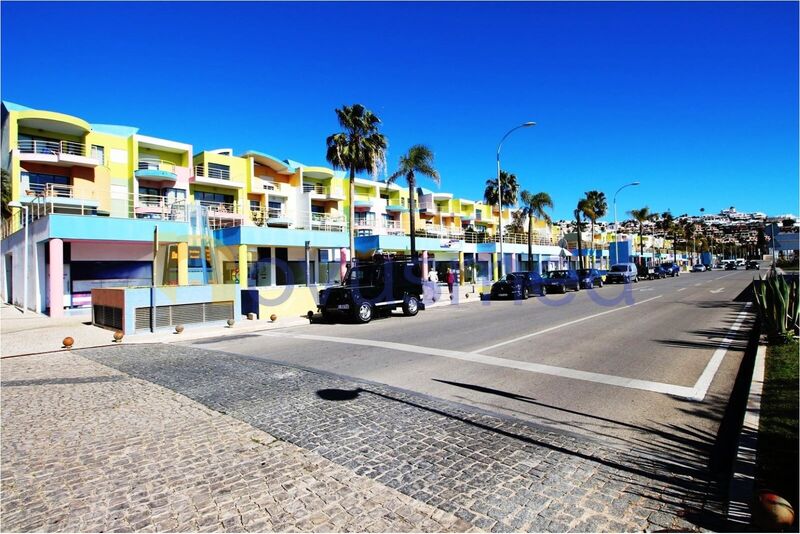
195;165;231;180
311;213;347;232
138;159;177;173
18;139;88;157
303;183;327;194
131;193;188;221
23;182;78;198
198;200;239;214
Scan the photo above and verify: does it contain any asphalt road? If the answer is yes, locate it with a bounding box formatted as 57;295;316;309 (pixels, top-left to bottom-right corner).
182;268;758;463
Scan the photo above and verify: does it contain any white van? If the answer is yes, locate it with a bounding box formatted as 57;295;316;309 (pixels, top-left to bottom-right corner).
605;263;638;284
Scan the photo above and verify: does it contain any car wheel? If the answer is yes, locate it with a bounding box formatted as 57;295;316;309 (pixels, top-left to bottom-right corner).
522;287;530;300
634;276;639;283
598;279;604;287
354;301;373;324
321;309;333;323
540;286;547;296
402;296;419;317
586;281;593;290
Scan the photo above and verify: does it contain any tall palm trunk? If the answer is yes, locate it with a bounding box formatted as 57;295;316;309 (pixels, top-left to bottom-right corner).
590;220;595;269
408;177;417;261
349;166;356;265
639;223;645;265
527;215;533;271
576;216;584;270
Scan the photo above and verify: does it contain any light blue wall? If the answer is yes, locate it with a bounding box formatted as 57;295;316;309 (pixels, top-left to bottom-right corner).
217;227;349;248
120;284;241;333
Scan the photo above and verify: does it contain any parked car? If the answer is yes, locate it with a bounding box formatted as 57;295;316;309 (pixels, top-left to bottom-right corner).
636;263;650;280
651;265;668;279
725;261;738;270
661;262;680;277
692;264;707;272
605;263;638;284
318;255;424;323
736;258;746;268
577;268;604;289
541;269;580;293
746;260;760;270
490;271;545;299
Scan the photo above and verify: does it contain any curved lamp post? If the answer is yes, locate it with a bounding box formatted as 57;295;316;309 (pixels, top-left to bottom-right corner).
613;182;640;264
497;121;535;279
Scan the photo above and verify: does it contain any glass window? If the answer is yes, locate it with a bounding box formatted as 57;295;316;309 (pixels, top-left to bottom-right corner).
249;200;261;212
163;188;186;203
207;163;230;180
25;172;69;187
311;204;325;214
139;186;160;197
195;191;233;204
91;145;105;164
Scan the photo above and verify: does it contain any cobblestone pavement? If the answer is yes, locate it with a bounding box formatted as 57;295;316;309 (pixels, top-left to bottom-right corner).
0;352;473;532
71;344;730;532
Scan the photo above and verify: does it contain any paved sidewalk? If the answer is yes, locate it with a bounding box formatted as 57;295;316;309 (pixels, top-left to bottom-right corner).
0;352;472;532
78;344;722;532
0;304;311;358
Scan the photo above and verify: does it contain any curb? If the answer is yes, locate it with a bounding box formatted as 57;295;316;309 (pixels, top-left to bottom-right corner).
727;338;766;527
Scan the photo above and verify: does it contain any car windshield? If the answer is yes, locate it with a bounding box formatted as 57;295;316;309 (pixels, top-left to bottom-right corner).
662;263;673;268
503;274;519;281
545;271;569;279
610;265;628;272
343;265;382;286
577;269;592;277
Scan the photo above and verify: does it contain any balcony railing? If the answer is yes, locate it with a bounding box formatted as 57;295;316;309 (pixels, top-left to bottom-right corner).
311;213;347;232
23;182;77;198
195;165;231;181
131;193;188;221
303;183;327;194
138;159;177;173
18;139;87;157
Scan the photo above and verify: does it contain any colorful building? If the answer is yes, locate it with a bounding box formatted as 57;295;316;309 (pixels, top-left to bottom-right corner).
2;102;569;331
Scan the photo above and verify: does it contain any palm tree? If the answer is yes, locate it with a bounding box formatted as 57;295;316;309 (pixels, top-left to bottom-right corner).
520;191;553;271
584;191;607;268
660;211;681;265
1;168;12;220
484;170;519;232
575;198;592;270
326;104;388;263
387;145;440;262
628;207;655;265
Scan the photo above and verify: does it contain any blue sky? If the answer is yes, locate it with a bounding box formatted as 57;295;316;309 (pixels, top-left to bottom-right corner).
2;1;797;220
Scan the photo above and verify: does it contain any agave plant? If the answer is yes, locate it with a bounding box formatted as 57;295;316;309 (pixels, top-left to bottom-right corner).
752;272;800;343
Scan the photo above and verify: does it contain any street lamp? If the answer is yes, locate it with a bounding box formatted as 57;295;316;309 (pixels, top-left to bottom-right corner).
7;201;29;314
496;121;535;279
613;181;640;265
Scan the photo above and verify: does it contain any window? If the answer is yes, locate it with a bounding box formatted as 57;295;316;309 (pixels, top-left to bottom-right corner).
380;194;389;200
195;191;233;204
354;212;375;226
206;163;230;180
249;200;261;212
163;188;186;203
91;145;105;164
139;186;160;197
311;204;325;214
24;172;69;188
476;209;482;221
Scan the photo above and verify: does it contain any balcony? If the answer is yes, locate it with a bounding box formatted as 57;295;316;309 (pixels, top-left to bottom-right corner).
17;140;101;168
247;207;292;228
135;160;178;181
303;182;346;200
311;213;347;232
133;194;187;221
20;183;99;216
383;219;405;236
193;165;244;189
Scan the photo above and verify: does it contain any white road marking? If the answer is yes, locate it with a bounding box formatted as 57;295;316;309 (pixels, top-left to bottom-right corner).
639;287;655;292
710;288;725;294
471;295;663;354
694;283;702;286
258;329;696;398
689;303;752;401
677;288;687;292
714;273;737;281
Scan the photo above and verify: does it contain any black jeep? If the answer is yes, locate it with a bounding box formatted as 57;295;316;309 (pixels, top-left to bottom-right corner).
318;255;425;323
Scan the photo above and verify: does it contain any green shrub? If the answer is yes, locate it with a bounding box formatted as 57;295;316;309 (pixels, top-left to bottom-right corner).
753;273;800;343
